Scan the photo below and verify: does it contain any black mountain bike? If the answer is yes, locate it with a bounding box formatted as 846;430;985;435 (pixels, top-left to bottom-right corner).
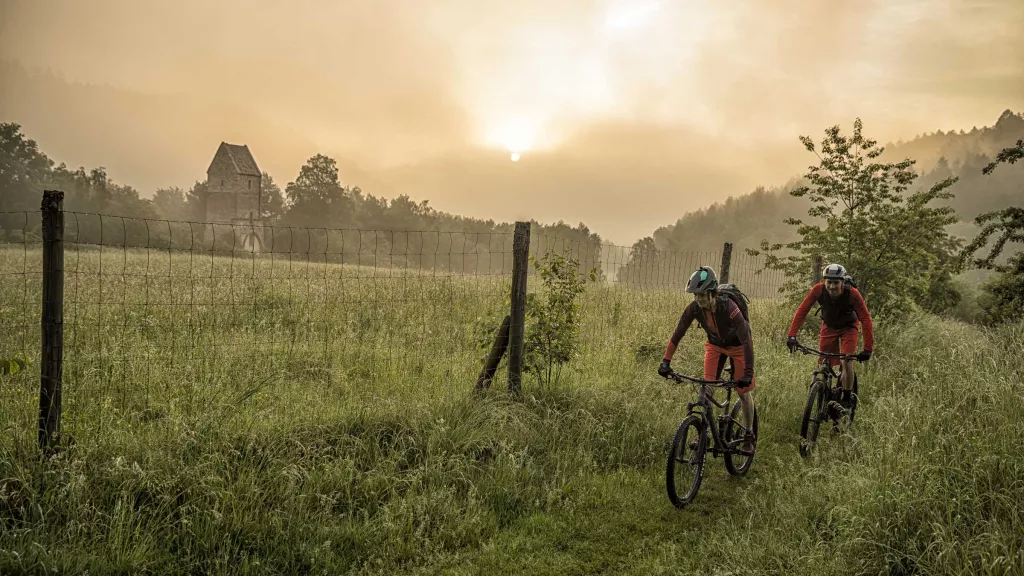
663;368;759;508
794;343;862;458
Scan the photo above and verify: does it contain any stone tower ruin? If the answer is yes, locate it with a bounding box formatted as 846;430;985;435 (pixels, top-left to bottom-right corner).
205;142;264;252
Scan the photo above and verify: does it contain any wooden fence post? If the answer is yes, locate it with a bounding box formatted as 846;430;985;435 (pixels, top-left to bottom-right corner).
720;242;733;284
39;190;65;456
475;314;511;392
507;222;530;395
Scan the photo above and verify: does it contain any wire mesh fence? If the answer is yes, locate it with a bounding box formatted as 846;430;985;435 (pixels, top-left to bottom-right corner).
0;208;790;452
525;232;789;386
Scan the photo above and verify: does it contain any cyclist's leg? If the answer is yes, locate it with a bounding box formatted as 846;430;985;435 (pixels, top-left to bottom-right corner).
728;346;756;433
703;341;726;404
819;323;841;368
839;325;859;392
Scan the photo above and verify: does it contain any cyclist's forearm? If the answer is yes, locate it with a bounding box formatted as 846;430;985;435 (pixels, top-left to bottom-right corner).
663;340;677;361
851;291;874;349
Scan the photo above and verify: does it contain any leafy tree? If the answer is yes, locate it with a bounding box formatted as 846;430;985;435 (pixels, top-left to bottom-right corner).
975;251;1024;324
283;154;353;228
0;122;53;222
617;236;657;286
185;180;208;221
89;167;111;211
260;172;286;223
473;248;596;388
961;207;1024;271
961;139;1024;324
152;187;190;220
982;139;1024;175
748;119;962;319
523;250;595;386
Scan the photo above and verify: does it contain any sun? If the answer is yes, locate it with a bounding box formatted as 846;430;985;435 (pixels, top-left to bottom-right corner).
484;117;539;158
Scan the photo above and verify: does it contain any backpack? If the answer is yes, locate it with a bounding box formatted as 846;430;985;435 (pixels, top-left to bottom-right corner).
812;274;858;322
716;283;750;322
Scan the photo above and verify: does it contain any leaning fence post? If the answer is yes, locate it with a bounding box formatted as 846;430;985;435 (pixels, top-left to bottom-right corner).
475;314;511;392
720;242;733;284
507;222;530;395
39;190;65;456
812;255;823;285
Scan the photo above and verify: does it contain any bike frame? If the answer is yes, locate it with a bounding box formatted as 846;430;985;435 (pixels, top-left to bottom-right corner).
667;371;752;457
795;343;860;390
797;342;863;435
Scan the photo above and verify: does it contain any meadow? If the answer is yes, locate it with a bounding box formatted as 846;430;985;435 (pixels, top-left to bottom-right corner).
1;243;1022;575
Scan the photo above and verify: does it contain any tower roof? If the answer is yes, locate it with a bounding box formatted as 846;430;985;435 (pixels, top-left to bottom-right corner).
207;142;261;177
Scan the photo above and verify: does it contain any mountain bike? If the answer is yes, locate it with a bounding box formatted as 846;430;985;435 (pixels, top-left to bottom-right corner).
793;342;862;458
662;368;759;508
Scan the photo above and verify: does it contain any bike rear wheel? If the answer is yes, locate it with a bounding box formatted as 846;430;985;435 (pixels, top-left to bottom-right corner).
724;400;758;476
666;414;707;508
799;380;825;458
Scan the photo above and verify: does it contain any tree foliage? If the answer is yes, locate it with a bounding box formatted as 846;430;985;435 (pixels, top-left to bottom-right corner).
977;252;1024;324
961;139;1024;324
748;118;962;318
0;123;606;275
522;250;596;386
982;139;1024;175
637;111;1024;254
960;207;1024;272
260;172;286;224
474;248;596;388
152;187;190;221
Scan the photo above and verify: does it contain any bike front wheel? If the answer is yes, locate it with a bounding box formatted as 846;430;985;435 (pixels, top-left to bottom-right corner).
666;414;707;508
849;373;859;422
799;380;825;458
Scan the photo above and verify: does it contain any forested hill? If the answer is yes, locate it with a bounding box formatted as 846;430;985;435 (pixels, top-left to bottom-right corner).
648;110;1024;254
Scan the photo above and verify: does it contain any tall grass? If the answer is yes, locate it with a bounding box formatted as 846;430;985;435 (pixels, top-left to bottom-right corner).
1;246;1022;574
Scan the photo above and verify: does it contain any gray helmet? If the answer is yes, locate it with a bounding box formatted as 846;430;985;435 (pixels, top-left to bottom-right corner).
822;263;847;281
686;266;719;294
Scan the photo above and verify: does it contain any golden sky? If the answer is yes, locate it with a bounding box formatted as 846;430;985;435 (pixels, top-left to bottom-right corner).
2;0;1023;243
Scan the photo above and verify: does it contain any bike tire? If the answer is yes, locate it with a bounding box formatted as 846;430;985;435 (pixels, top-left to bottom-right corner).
799;380;825;458
849;373;859;422
666;414;707;508
724;400;759;476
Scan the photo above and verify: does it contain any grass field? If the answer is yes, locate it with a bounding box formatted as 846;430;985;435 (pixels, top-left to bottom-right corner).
1;245;1023;574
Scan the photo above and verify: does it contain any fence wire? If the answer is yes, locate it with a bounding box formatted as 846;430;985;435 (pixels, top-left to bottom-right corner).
1;212;515;449
524;232;788;388
0;212;42;454
1;211;789;450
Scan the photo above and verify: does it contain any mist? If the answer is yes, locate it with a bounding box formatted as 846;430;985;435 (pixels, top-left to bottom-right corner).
2;0;1022;244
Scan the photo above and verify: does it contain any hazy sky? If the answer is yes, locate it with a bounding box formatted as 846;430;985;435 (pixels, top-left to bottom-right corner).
2;0;1023;244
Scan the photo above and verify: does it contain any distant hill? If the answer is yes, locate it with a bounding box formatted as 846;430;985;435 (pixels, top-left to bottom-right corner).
646;110;1024;255
880;109;1024;173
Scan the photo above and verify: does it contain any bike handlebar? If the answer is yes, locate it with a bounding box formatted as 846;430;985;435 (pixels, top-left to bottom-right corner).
664;370;737;388
793;342;862;362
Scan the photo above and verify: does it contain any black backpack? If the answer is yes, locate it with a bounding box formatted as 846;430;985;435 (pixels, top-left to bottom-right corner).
812;274;858;322
716;283;750;322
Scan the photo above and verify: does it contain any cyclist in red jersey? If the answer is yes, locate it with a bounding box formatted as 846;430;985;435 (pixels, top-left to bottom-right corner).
659;266;756;450
786;263;873;409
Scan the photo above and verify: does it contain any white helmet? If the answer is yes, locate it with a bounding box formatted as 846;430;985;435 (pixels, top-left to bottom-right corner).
822;263;847;281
